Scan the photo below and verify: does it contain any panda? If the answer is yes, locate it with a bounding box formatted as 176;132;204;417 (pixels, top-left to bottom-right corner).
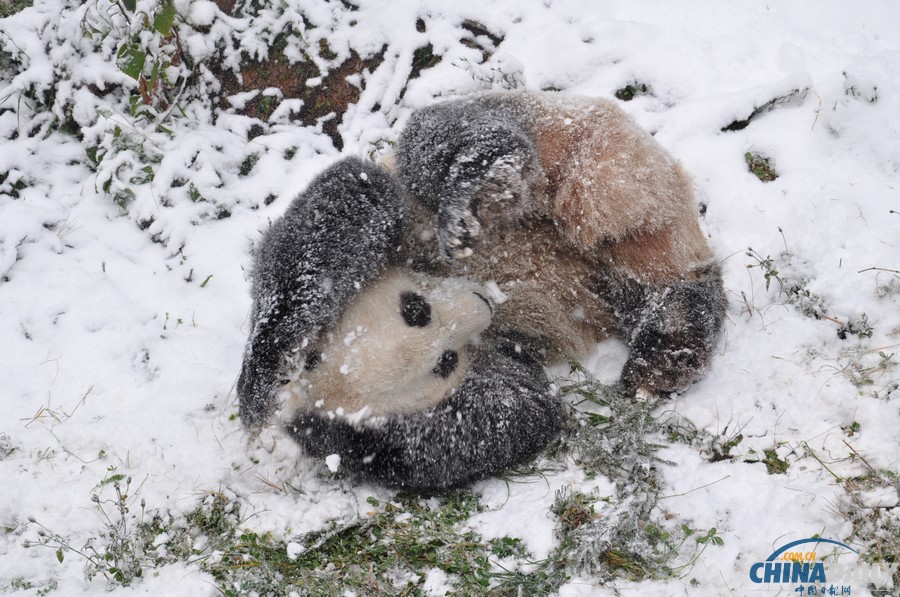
237;157;564;490
393;91;727;397
237;91;726;489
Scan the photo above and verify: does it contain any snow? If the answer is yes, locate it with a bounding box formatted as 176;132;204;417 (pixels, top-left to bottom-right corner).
473;461;615;561
285;541;305;561
1;0;899;595
325;454;342;473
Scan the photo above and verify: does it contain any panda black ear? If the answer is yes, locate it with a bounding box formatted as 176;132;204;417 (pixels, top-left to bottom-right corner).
400;292;431;327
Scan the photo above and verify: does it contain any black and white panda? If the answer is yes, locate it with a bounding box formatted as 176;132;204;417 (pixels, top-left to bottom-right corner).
237;157;564;490
236;157;405;427
237;91;726;489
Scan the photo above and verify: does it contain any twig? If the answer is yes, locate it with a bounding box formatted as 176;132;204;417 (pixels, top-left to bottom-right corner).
842;440;876;474
22;385;94;428
858;343;899;354
719;569;737;596
858;267;900;275
112;0;133;26
818;313;847;327
157;68;190;126
811;92;823;131
659;475;731;499
254;474;286;493
802;441;842;481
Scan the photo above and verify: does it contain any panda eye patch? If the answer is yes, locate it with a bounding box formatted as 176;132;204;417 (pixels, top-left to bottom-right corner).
400;292;431;327
432;350;458;378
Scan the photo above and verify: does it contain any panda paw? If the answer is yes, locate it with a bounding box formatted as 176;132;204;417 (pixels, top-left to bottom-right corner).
438;205;482;261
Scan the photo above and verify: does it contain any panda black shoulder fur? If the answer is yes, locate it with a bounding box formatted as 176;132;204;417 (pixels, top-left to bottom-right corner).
237;157;564;490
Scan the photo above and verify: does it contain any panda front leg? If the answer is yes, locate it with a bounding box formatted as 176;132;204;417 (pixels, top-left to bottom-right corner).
237;158;406;426
396;102;546;263
616;263;726;397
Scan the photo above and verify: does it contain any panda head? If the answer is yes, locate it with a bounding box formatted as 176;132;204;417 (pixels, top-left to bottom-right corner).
282;268;493;419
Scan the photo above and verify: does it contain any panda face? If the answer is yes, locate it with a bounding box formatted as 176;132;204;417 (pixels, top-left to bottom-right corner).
283;268;493;419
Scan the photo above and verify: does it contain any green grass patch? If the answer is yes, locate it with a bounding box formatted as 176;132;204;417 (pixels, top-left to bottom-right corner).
744;151;778;182
614;82;651;102
842;471;900;591
762;448;790;475
208;492;502;595
0;0;32;18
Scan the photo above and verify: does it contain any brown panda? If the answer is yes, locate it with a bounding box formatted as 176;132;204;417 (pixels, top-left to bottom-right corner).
237;92;725;489
394;91;726;396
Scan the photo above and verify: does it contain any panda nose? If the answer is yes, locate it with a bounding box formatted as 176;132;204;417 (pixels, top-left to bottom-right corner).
473;291;493;315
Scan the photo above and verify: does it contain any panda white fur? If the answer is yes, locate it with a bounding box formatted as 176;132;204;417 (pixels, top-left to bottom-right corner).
238;91;726;489
284;269;492;418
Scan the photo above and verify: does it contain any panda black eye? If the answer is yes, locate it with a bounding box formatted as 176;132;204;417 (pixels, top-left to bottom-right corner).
432;350;458;378
400;292;431;327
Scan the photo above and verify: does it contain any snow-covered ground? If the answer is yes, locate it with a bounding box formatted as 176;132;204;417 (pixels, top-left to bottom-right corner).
1;0;898;594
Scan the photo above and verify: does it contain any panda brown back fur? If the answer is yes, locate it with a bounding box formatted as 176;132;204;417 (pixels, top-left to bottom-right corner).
396;91;726;395
403;203;619;356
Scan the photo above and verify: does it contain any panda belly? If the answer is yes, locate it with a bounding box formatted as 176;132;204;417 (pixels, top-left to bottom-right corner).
451;219;620;357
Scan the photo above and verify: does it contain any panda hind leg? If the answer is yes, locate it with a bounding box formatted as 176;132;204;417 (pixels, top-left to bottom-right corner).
618;263;726;397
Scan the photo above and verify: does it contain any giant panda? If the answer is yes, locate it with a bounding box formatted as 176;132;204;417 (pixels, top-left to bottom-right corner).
237;91;726;489
237;157;564;490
